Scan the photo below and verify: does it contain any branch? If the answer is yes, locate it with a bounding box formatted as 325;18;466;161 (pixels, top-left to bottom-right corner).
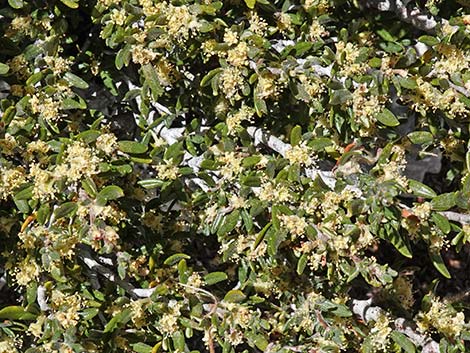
77;245;154;299
352;299;439;353
438;211;470;224
360;0;439;34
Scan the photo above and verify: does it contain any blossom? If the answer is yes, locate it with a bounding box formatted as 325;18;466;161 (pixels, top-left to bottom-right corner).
96;133;118;155
285;143;315;166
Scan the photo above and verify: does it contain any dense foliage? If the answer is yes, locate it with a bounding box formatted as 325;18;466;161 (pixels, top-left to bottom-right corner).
2;0;470;352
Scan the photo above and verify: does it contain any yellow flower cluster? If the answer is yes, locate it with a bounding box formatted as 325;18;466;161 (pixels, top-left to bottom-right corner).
279;214;307;237
155;162;179;180
220;67;244;100
0;166;26;199
285;143;315;166
44;55;71;76
14;257;40;286
434;44;469;77
258;181;291;203
51;291;83;329
226;105;254;133
351;84;383;134
227;41;249;67
369;313;392;351
57;141;101;182
335;41;367;77
417;297;466;338
96;133;118;155
30;94;62;122
219;152;243;180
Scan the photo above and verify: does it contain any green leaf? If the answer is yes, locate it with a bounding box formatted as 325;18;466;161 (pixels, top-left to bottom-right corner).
223;289;246;302
0;306;37;321
60;0;79;8
388;228;412;258
8;0;25;9
200;68;222;87
14;185;34;200
399;77;418;89
142;63;163;101
104;308;132;333
244;0;256;8
54;202;78;219
204;272;228;285
118;140;148;154
164;253;190;266
432;192;456;211
408;179;437;198
62;98;85;110
430;251;451;278
391;331;415;353
431;213;451;234
81;308;100;321
376;108;399;127
97;185;124;202
217;210;240;237
419;35;439;46
254;93;267;116
64;72;88;89
138;179;164;189
407;131;433;145
329;89;352;105
290;125;302;146
131;343;153;353
296;254;308;275
0;63;9;75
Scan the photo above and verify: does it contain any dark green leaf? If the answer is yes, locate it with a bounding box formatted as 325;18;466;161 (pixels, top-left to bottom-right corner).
290;125;302;146
118;141;148;154
97;185;124;202
407;131;433;145
8;0;25;9
54;202;78;219
244;0;256;8
217;210;240;237
164;253;190;266
142;63;163;101
204;272;228;285
430;251;451;278
391;331;415;353
329;89;352;105
131;343;153;353
64;72;89;89
419;35;439;46
0;306;37;320
223;289;246;302
0;63;9;75
60;0;79;8
432;192;456;211
376;108;400;127
408;179;437;198
431;213;451;234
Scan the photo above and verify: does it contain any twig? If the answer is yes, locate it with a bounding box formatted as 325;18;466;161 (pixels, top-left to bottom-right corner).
351;298;439;353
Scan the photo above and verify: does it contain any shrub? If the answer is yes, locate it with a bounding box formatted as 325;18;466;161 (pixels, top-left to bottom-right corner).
1;0;470;352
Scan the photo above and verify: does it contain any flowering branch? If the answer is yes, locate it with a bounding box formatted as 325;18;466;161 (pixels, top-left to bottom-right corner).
246;126;336;188
351;299;439;353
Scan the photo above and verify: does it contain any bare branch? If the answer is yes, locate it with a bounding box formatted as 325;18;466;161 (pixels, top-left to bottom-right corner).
359;0;439;34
